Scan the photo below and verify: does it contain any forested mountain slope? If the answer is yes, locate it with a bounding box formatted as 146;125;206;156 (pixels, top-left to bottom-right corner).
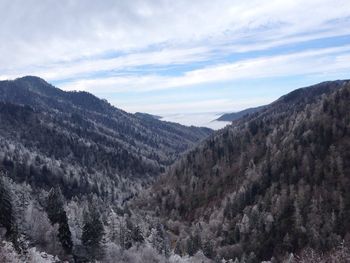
0;76;213;262
216;105;266;122
0;76;211;199
1;78;349;262
142;80;350;261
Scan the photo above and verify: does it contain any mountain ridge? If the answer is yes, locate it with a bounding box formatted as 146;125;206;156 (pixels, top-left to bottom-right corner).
216;105;267;122
0;76;212;199
140;79;350;261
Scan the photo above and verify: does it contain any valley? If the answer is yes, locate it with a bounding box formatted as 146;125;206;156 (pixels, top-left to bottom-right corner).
1;78;349;262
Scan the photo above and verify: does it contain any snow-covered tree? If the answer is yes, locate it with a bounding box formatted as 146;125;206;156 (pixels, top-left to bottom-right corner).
149;223;170;258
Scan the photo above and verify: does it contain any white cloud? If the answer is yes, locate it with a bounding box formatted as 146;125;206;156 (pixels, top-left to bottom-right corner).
1;0;350;75
111;97;272;129
161;113;231;130
118;97;272;114
0;46;212;81
59;45;350;93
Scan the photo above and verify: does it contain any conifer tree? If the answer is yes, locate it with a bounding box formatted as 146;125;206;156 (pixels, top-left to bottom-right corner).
150;223;170;257
131;224;144;244
0;173;20;252
174;240;183;256
47;187;64;224
46;186;73;254
203;239;215;259
82;204;104;260
0;174;15;237
186;236;195;256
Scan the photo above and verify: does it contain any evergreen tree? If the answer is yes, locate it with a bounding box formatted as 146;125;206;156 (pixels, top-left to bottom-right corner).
247;251;257;263
174;240;183;256
46;186;64;224
150;223;170;257
186;235;196;256
46;186;73;254
82;205;104;260
118;217;132;250
186;230;201;256
57;212;73;254
0;173;20;252
131;224;144;244
0;175;15;237
203;239;215;259
119;220;127;250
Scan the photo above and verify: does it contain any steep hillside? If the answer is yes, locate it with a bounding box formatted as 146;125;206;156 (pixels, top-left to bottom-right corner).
142;80;350;261
0;76;212;200
0;76;213;262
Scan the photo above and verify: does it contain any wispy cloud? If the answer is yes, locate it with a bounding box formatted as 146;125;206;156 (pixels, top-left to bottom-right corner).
1;47;214;80
1;0;350;72
59;45;350;93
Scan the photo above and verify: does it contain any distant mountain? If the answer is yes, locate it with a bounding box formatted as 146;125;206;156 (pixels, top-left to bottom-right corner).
216;105;266;122
134;112;162;120
0;76;212;199
215;79;345;123
141;80;350;261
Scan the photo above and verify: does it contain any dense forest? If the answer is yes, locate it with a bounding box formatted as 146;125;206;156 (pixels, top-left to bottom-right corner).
1;77;350;262
140;80;350;262
0;76;211;199
0;77;212;262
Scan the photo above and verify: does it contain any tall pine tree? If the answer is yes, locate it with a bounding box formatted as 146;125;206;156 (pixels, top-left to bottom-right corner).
0;173;21;252
0;174;15;237
46;186;73;254
150;223;170;258
82;204;104;260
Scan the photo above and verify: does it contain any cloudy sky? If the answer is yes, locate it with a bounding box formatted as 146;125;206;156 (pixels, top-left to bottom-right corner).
1;0;350;128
